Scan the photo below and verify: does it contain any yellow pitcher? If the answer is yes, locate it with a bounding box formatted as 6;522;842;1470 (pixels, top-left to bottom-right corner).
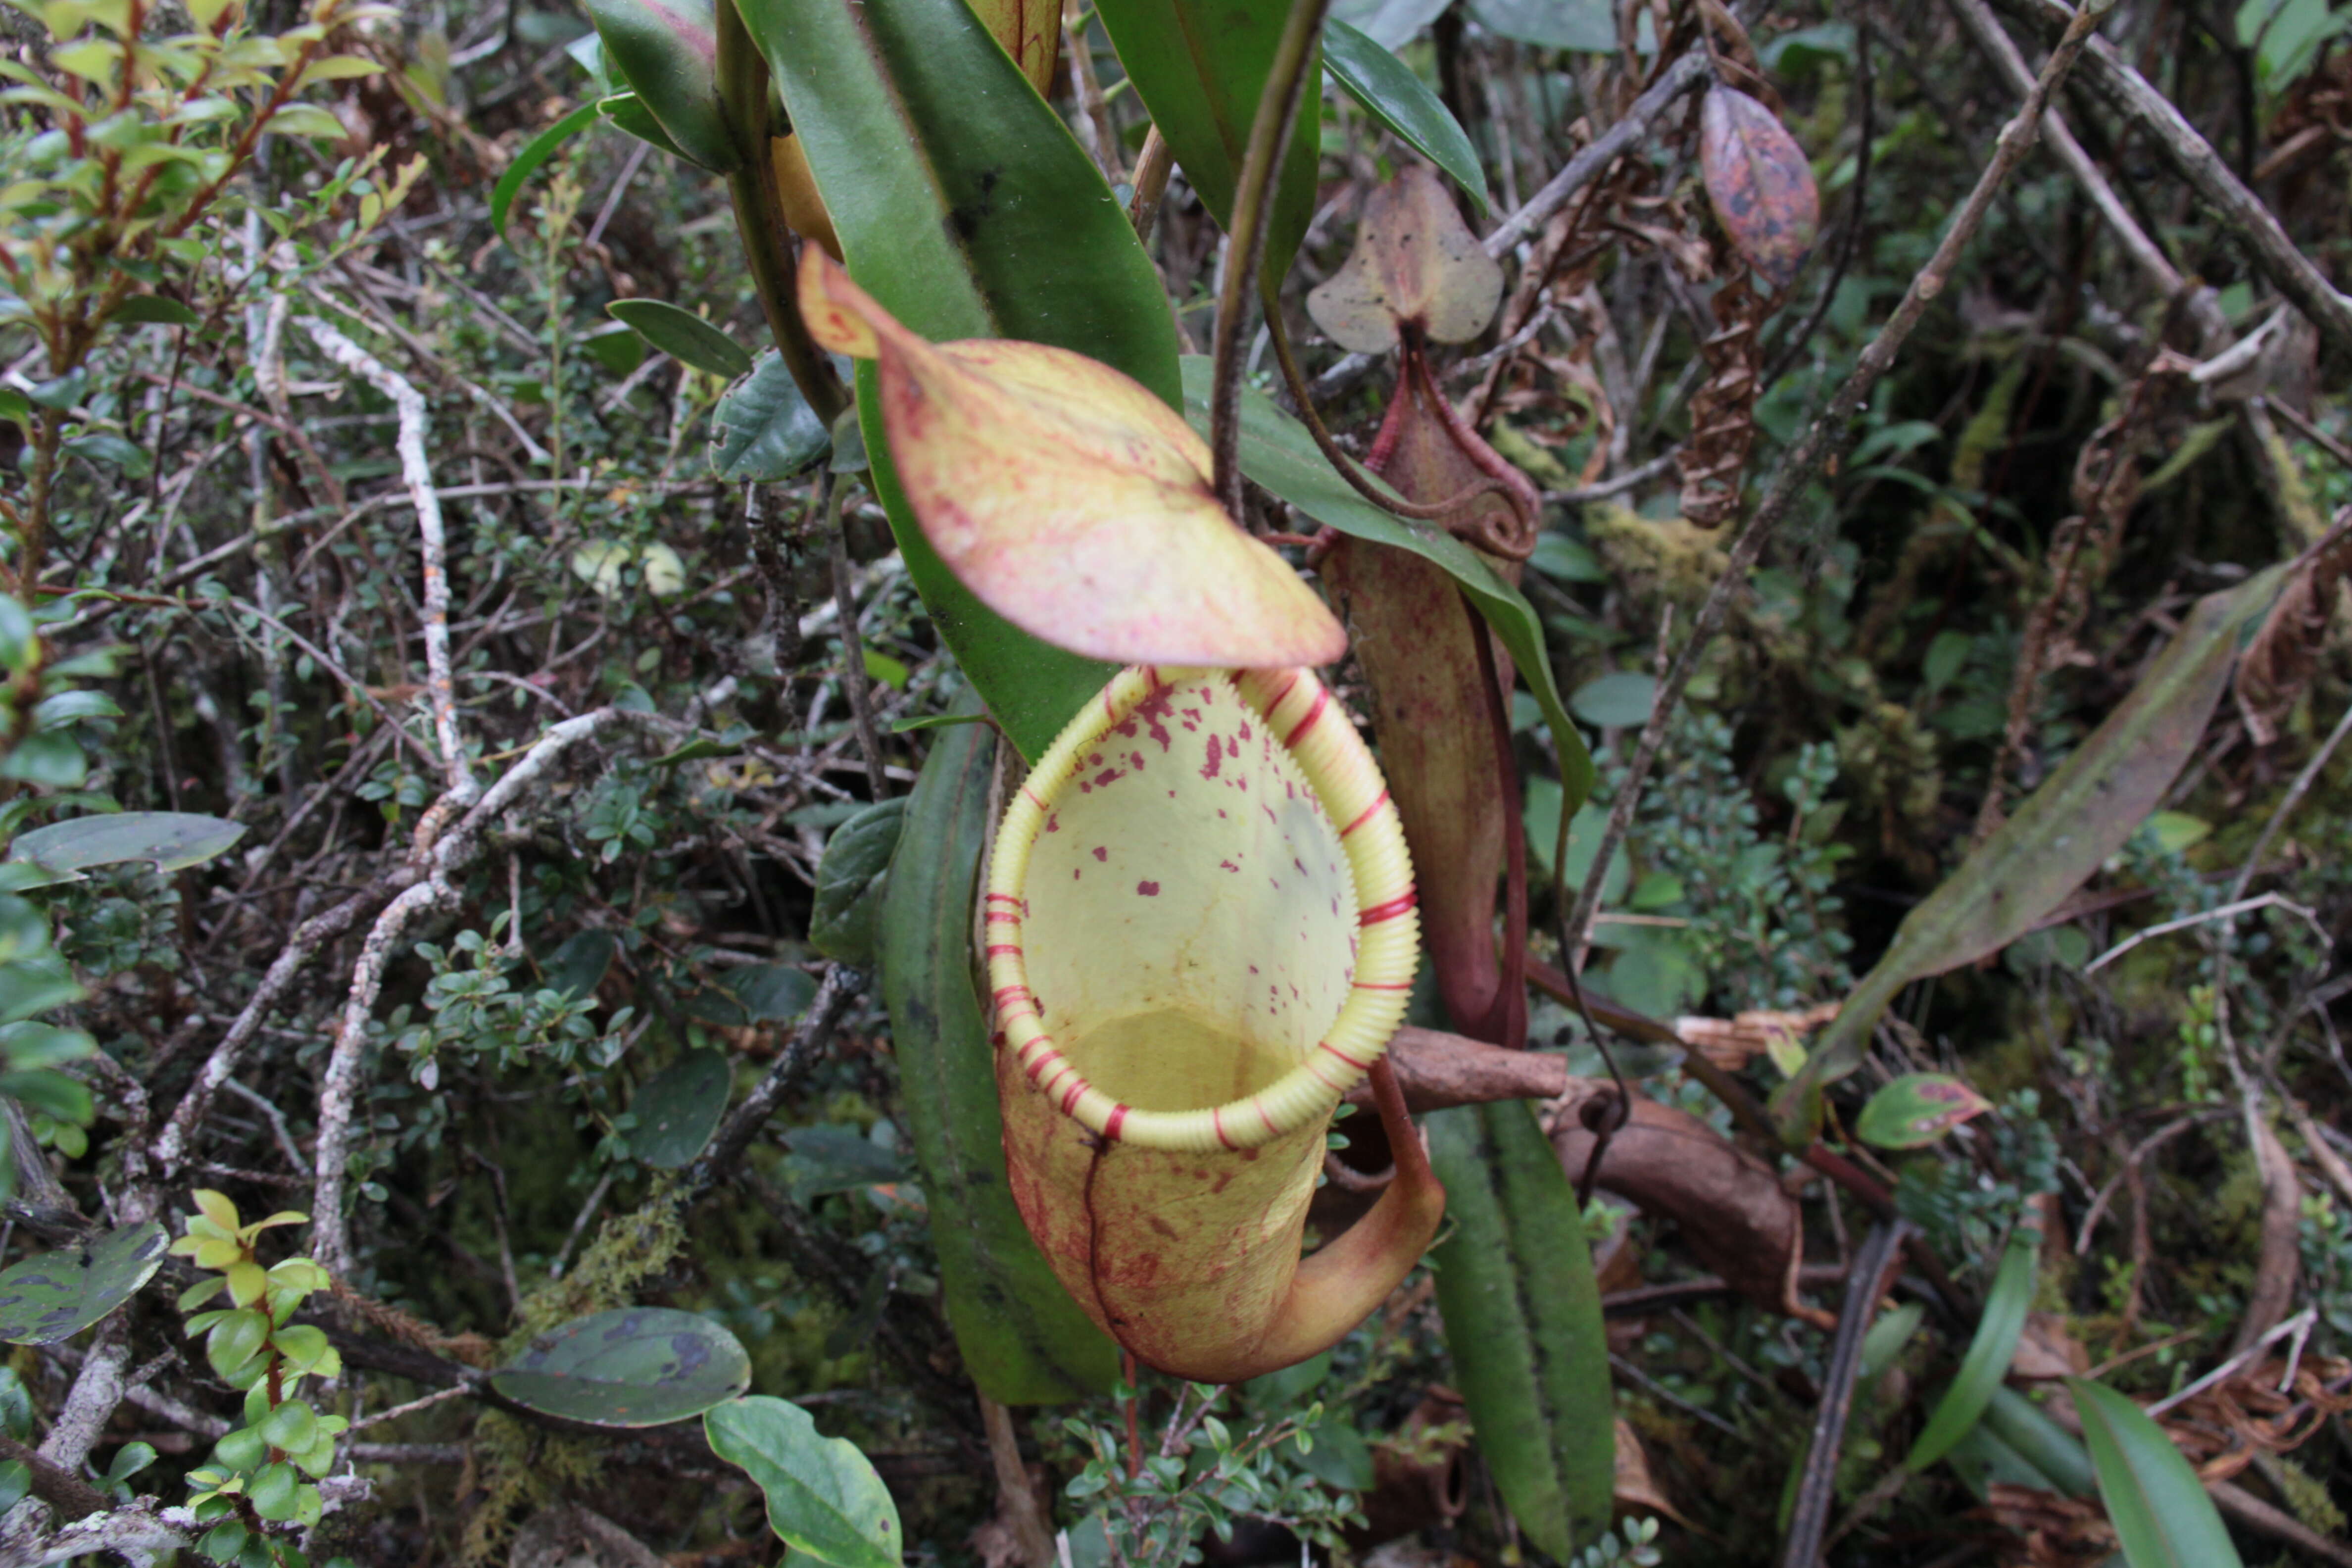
985;665;1442;1383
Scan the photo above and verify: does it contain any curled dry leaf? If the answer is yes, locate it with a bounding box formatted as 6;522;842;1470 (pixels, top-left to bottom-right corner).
797;247;1344;667
1308;164;1505;354
1697;85;1819;292
2235;522;2350;744
2162;1354;2352;1481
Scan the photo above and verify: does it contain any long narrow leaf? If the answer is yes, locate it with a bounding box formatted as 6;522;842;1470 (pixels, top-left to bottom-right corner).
876;710;1119;1403
1184;356;1595;812
1775;565;2287;1137
493;102;604;241
1323;20;1487;212
1907;1224;2037;1471
1428;1100;1613;1559
743;0;1179;759
2070;1377;2245;1568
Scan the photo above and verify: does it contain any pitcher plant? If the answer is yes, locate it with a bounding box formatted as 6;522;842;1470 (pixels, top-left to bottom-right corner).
984;664;1443;1382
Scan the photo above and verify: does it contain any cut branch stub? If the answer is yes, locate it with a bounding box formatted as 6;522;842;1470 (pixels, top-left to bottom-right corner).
1308;165;1504;355
1697;85;1819;293
797;247;1344;669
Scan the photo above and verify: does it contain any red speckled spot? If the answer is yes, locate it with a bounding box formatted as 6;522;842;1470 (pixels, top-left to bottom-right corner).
1137;881;1161;896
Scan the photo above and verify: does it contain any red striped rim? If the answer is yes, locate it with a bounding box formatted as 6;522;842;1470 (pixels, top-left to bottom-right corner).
985;942;1023;958
1359;890;1419;926
1283;685;1330;747
1103;1104;1129;1140
985;892;1022;905
1060;1078;1087;1114
1212;1107;1236;1150
985;911;1020;924
1351;979;1411;992
1318;1039;1371;1070
1337;789;1390;838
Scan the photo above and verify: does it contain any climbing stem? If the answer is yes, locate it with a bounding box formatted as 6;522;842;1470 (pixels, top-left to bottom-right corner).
1209;0;1334;519
715;0;848;424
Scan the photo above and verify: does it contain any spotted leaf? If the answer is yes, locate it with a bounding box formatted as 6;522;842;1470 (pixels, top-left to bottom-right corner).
1698;85;1819;292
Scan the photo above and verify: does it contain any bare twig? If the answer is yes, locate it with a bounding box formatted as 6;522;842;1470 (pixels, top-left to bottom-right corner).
298;316;477;804
2227;693;2352;905
1565;0;2119;965
695;962;860;1187
2147;1306;2317;1418
2082;892;2325;974
1779;1220;1908;1568
829;480;890;801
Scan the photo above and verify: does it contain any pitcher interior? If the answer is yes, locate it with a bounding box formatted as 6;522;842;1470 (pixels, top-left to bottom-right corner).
1021;674;1362;1115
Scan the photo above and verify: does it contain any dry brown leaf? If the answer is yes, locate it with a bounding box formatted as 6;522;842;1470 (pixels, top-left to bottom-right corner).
2010;1312;2091;1381
1977;1485;2118;1568
1672;1003;1838;1072
1613;1417;1695;1528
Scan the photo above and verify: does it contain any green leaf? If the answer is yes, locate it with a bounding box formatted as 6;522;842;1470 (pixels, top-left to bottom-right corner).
580;0;737;170
1568;670;1654;729
1466;0;1615;50
718;962;816;1022
597;90;695;162
810;798;905;966
1857;1072;1994;1150
606;299;754;379
1428;1100;1613;1560
0;732;84;787
6;811;245;890
492;99;603;240
492;1307;751;1427
541;929;616;1003
59;433;149;477
1981;1385;2098;1498
711;349;831;482
704;1395;903;1568
743;0;1179;759
2069;1377;2244;1568
0;390;26;429
782;1124;905;1204
108;294;199;327
628;1050;732;1168
1090;0;1322;282
1774;566;2288;1137
877;707;1119;1402
1907;1225;2038;1471
1331;0;1451;48
1183;355;1596;813
1323;20;1487;212
0;1222;167;1345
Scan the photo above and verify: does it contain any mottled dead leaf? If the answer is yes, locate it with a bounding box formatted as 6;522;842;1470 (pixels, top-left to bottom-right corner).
1698;85;1819;292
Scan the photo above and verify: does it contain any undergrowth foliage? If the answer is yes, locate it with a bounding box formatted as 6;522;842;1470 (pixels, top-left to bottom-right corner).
0;0;2341;1564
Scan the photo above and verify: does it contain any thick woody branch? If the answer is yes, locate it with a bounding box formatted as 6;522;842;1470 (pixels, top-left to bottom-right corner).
1990;0;2352;360
307;706;675;1280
